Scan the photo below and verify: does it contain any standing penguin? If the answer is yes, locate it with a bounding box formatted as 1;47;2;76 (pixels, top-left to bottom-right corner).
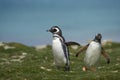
76;33;110;71
47;26;80;71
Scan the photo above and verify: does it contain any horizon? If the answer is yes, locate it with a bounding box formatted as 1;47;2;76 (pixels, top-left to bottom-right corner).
0;0;120;46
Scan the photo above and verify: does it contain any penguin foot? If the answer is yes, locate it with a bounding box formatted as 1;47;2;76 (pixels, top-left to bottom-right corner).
75;53;79;57
64;66;70;71
82;66;87;71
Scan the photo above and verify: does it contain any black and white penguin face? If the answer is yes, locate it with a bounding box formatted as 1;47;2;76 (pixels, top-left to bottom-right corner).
47;26;62;36
94;33;102;43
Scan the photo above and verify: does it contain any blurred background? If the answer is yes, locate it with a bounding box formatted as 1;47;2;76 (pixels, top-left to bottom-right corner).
0;0;120;46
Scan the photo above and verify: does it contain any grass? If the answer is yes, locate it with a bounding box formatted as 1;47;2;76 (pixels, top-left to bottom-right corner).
0;42;120;80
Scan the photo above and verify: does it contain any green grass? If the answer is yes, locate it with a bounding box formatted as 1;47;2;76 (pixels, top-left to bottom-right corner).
0;42;120;80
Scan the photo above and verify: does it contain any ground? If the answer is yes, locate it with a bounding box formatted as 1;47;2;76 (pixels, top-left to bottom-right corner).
0;42;120;80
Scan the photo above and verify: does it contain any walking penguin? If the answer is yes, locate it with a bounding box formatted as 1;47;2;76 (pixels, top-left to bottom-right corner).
76;33;110;71
47;26;80;71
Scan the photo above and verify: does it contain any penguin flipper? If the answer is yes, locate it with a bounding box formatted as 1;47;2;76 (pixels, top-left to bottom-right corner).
76;44;89;57
65;41;80;46
62;43;70;71
101;47;110;64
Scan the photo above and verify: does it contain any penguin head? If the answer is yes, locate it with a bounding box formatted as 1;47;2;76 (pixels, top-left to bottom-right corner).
47;26;62;36
94;33;102;43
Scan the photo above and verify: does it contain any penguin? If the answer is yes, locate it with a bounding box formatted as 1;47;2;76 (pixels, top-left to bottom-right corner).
47;26;80;71
76;33;110;71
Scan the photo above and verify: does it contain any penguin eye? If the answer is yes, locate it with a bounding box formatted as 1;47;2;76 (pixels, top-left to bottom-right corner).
54;28;59;33
53;29;57;32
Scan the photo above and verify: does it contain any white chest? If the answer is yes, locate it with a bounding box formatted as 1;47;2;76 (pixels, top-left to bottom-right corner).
52;37;66;65
52;37;63;54
85;41;101;66
87;41;101;54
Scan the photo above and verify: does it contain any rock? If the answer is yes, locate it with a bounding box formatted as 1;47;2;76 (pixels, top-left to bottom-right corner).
35;45;47;50
4;45;15;50
0;42;5;46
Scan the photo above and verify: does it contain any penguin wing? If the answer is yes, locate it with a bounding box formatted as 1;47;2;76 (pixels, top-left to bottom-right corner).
65;41;80;46
101;47;110;64
62;42;70;61
76;44;89;57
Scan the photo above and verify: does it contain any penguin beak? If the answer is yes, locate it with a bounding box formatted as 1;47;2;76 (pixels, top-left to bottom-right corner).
46;29;50;32
46;29;52;33
46;28;51;32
